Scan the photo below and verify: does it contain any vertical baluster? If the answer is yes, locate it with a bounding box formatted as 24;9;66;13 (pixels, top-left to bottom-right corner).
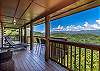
54;42;55;59
74;46;76;70
79;47;81;71
57;43;59;62
58;43;60;63
49;41;50;58
84;48;86;71
99;49;100;71
54;42;56;60
61;44;63;64
60;43;61;63
63;44;66;66
70;46;72;69
56;43;58;61
51;42;53;59
67;45;69;68
91;50;93;71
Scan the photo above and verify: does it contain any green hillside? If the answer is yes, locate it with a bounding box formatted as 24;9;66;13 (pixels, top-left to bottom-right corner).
34;32;43;36
50;33;100;71
50;33;100;45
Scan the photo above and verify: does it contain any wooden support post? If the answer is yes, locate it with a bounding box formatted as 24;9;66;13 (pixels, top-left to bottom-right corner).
30;23;33;50
0;5;3;47
19;28;20;42
24;25;26;43
1;22;3;47
20;27;23;43
45;15;50;61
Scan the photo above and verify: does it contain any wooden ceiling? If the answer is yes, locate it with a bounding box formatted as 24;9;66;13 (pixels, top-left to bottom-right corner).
0;0;99;28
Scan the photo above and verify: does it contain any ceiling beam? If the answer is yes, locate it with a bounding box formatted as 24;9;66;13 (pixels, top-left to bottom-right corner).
1;15;29;21
51;0;96;18
24;0;79;26
1;22;13;24
51;2;99;22
16;0;33;25
12;0;20;23
32;1;46;8
4;27;19;29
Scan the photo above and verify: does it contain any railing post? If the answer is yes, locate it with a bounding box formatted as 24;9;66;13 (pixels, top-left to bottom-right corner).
45;15;50;61
30;22;33;50
24;25;26;43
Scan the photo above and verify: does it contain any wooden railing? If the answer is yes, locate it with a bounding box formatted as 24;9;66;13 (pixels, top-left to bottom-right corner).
49;38;100;71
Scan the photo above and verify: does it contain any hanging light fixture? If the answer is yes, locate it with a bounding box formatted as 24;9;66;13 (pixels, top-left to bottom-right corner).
13;18;16;25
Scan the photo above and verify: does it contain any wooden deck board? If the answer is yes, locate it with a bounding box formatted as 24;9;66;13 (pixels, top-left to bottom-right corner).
0;46;67;71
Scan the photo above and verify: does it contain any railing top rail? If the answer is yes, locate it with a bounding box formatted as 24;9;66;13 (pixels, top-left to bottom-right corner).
34;36;67;40
33;36;100;51
34;36;45;38
49;38;100;51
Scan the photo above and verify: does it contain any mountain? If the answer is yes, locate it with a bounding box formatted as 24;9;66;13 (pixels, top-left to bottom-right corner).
51;30;100;36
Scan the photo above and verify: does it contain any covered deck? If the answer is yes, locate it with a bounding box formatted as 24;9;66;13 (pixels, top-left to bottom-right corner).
0;0;100;71
0;47;66;71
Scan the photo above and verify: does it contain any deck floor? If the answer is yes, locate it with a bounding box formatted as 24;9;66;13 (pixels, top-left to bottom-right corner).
0;45;67;71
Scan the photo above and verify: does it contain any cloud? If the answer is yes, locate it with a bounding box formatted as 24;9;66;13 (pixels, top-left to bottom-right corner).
52;19;100;31
53;25;64;31
96;19;100;25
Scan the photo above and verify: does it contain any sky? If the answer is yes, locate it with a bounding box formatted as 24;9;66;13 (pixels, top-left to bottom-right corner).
34;6;100;32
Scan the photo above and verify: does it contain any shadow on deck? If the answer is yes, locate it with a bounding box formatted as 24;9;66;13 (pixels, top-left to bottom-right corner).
0;45;67;71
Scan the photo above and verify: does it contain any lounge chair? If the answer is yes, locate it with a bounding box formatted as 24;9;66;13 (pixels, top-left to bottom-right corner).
3;36;27;50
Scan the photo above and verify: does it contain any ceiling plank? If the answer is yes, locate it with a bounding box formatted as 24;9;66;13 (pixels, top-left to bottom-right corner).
4;27;19;29
12;0;21;23
24;0;79;26
32;1;46;8
51;0;96;18
1;15;29;21
16;0;33;25
51;1;99;21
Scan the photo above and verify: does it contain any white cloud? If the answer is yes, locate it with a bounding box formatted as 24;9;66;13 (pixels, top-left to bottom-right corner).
53;25;64;31
52;19;100;31
96;19;100;25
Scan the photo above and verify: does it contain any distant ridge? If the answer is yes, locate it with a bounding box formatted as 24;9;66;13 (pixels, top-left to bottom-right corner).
51;30;100;36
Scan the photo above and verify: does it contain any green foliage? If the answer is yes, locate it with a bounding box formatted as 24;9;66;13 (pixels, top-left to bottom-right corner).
50;32;100;71
67;47;99;71
34;32;43;36
50;33;100;45
4;29;19;36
